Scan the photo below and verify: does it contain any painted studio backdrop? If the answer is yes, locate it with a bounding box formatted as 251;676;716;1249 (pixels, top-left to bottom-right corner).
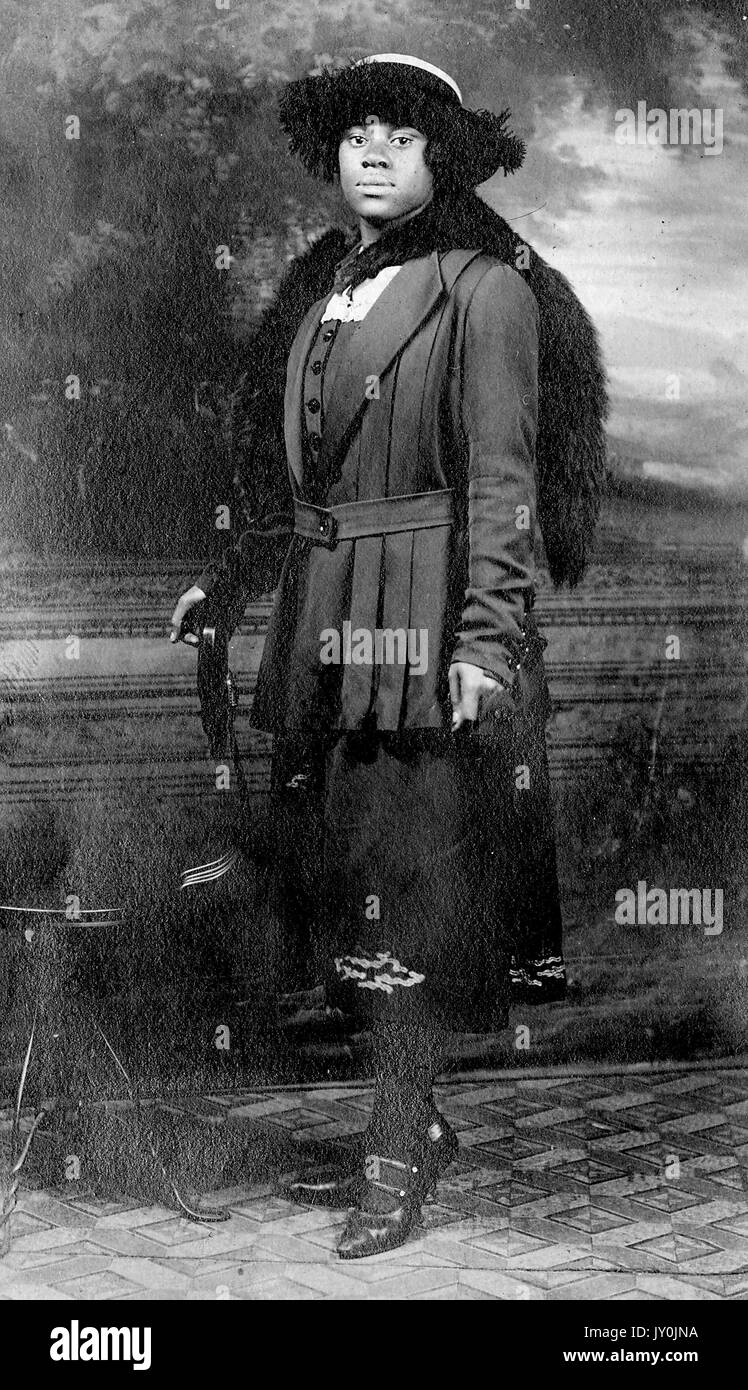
0;0;746;1095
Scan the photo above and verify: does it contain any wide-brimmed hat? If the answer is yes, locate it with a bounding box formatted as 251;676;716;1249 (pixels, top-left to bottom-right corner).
278;53;525;188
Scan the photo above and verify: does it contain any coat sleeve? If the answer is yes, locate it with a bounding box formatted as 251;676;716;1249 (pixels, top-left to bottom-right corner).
450;263;540;688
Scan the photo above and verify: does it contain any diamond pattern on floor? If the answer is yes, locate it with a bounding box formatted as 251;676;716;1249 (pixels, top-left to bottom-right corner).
3;1067;748;1298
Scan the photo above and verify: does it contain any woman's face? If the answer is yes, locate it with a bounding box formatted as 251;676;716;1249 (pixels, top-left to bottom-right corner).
338;114;433;224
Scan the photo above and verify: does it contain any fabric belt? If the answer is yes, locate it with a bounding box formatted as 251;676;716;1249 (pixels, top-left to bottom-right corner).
293;490;454;551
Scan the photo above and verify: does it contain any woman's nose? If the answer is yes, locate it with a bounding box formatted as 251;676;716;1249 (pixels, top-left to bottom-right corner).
362;143;391;167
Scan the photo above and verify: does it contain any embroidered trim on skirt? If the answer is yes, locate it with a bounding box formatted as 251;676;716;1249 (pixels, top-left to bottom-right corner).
314;713;565;1033
243;705;566;1032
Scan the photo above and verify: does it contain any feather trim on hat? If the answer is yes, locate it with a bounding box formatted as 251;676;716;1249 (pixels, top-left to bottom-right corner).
278;60;525;187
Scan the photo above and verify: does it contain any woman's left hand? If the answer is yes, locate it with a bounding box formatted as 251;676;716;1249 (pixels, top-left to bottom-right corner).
448;661;511;730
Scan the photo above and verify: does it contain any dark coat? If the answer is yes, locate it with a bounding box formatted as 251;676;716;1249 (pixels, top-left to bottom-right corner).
249;248;545;735
198;191;608;620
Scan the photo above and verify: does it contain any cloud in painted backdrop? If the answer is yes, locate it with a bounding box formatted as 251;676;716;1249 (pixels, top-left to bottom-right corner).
475;25;747;493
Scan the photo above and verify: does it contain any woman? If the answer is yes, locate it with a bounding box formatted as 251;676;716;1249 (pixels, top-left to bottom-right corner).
171;54;607;1258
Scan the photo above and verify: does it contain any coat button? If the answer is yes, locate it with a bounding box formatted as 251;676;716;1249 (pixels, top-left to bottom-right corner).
311;360;322;374
308;433;321;451
322;329;334;342
306;397;320;413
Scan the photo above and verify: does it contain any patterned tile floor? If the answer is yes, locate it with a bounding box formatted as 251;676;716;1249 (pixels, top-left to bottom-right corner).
3;1065;748;1300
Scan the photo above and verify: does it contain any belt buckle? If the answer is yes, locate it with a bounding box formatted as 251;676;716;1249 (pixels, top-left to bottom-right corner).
316;508;338;549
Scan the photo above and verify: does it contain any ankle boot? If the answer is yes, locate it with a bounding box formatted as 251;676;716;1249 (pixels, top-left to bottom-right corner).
285;1103;458;1209
336;1143;438;1260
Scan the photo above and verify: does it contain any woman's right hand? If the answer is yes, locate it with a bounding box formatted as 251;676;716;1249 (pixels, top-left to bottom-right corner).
169;585;207;647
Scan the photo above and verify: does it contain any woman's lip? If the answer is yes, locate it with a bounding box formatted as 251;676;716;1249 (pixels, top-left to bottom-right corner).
358;181;393;188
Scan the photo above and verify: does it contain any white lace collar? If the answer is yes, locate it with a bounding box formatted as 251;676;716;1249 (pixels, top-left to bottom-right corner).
320;265;402;323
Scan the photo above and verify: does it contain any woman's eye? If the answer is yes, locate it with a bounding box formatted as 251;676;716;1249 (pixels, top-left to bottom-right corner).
344;131;416;146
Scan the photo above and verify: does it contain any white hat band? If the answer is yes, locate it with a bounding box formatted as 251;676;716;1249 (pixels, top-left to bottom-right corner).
356;53;463;105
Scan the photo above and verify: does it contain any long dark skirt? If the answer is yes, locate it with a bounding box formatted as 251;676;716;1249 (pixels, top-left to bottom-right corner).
256;697;565;1034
